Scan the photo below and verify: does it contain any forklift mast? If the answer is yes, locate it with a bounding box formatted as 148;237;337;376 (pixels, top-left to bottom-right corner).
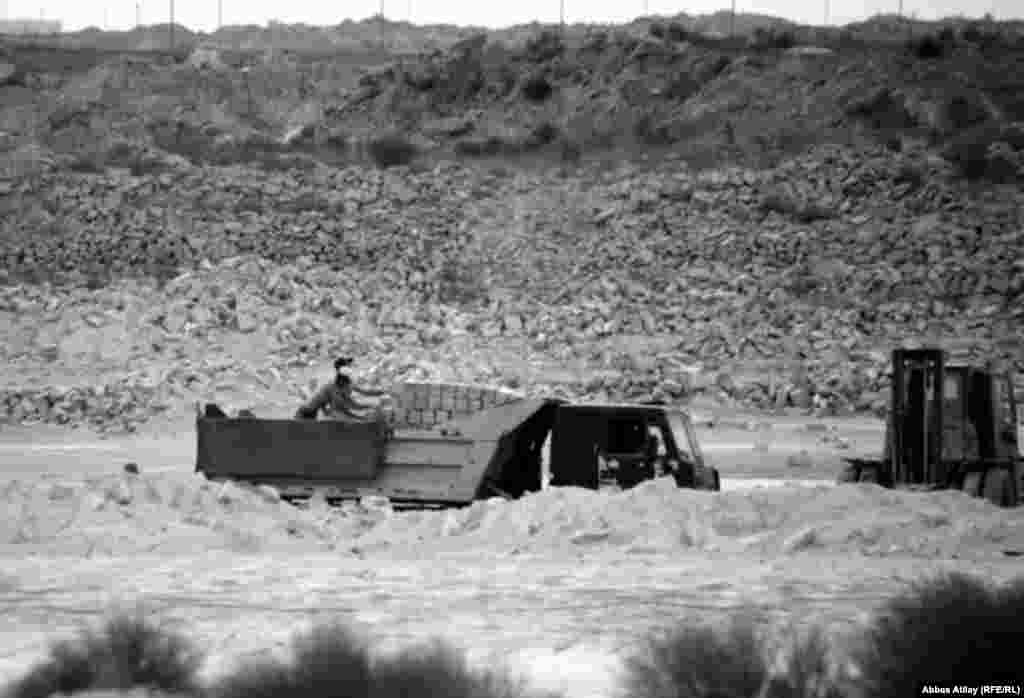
890;348;946;487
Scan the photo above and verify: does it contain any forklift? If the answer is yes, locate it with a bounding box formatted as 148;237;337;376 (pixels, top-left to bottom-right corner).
838;348;1023;507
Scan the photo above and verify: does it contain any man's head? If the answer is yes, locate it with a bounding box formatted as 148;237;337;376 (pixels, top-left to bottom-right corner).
334;357;354;372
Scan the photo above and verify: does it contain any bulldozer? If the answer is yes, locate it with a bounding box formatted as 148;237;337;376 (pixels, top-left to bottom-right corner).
837;348;1023;507
195;391;721;508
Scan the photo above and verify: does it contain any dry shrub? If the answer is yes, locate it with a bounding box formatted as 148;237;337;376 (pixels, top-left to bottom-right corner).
4;611;203;698
373;640;543;698
622;612;849;698
520;74;554;103
852;572;1024;698
941;123;1020;182
621;614;772;698
524;30;564;63
366;133;418;169
769;627;851;698
749;27;797;51
906;33;947;59
211;621;556;698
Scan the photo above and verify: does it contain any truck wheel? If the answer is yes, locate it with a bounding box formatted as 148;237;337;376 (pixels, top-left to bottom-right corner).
858;466;879;484
962;471;983;497
711;469;721;492
981;469;1012;507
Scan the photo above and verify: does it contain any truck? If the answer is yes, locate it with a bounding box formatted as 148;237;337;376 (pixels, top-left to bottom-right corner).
837;348;1023;507
195;391;721;507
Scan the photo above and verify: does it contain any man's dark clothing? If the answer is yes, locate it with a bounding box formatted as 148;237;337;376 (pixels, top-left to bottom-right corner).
296;382;363;420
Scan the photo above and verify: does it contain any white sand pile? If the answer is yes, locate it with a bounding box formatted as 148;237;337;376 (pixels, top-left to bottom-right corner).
353;478;1024;558
2;474;1021;559
0;473;344;556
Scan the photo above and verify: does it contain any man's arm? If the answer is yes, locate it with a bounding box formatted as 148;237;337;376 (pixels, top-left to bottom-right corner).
295;385;332;419
351;385;389;399
342;406;378;421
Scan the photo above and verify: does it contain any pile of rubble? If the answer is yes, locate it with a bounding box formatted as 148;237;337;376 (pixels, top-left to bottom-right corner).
354;477;1024;559
0;139;1020;430
4;472;1020;559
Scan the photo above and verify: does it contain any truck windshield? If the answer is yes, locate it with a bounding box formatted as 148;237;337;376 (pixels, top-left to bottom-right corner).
666;411;700;465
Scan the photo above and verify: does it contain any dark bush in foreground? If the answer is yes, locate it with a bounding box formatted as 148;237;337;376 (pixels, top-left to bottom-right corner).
211;621;557;698
622;613;849;698
374;640;545;698
852;572;1024;698
5;612;203;698
622;616;771;698
366;134;418;169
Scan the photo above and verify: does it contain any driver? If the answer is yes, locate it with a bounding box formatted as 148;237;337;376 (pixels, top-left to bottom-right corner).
295;357;390;421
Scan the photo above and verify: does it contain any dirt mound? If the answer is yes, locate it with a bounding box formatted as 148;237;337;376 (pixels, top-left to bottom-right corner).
3;471;1019;560
0;473;343;556
351;479;1024;559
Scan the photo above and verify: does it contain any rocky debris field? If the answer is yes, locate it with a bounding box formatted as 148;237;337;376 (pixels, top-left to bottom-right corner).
1;472;1021;559
0;22;1022;433
0;136;1021;432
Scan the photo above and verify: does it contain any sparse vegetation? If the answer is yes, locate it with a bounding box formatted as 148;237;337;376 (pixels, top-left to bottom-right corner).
4;575;1024;698
621;615;772;698
851;573;1024;698
906;33;948;59
941;122;1021;182
210;622;554;698
749;27;797;51
520;74;553;103
5;611;203;698
524;30;564;63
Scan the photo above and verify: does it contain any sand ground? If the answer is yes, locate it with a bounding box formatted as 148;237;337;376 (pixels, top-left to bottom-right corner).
2;413;1019;697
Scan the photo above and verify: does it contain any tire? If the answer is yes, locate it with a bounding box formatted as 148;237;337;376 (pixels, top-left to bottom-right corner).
981;468;1012;507
858;466;879;484
962;471;984;497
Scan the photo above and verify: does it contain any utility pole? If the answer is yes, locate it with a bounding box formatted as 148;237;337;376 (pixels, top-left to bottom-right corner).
729;0;736;37
559;0;564;29
136;1;141;27
824;0;829;25
218;0;222;29
169;0;174;50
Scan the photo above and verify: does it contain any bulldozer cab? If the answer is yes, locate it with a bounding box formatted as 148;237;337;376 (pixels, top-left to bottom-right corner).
547;404;702;490
887;348;1020;499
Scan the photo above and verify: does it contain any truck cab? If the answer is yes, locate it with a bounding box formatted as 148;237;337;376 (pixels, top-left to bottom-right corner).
544;403;718;492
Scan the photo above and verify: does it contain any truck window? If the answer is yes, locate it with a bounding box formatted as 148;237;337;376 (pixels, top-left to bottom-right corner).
943;375;960;400
667;412;698;464
607;418;646;453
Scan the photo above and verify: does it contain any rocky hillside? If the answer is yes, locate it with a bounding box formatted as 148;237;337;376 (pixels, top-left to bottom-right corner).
0;138;1020;432
0;20;1021;432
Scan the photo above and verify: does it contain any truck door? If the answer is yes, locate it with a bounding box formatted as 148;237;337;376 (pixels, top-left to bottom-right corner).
548;409;600;489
